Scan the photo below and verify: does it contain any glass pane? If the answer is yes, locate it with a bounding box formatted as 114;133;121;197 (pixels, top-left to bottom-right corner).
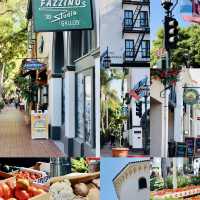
76;73;85;139
85;75;92;144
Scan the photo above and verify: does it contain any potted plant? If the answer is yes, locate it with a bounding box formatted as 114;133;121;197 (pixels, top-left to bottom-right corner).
111;115;129;157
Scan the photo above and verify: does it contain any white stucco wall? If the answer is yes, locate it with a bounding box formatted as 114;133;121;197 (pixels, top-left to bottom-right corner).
64;70;75;138
119;171;149;200
48;78;62;127
101;0;149;64
114;162;150;200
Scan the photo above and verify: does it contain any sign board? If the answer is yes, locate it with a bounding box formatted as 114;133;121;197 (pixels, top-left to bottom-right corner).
185;137;195;157
176;142;187;157
183;89;199;105
23;59;46;70
130;127;143;149
32;0;93;32
168;141;176;157
195;138;200;156
31;110;48;139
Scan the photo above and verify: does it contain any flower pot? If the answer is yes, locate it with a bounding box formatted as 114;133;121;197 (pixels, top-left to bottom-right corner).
112;147;129;157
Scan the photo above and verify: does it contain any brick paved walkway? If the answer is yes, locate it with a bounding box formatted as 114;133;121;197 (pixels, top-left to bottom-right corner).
0;105;64;157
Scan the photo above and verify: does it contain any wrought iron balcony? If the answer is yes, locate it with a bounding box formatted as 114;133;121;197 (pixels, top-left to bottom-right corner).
123;49;150;63
122;0;150;6
123;18;150;34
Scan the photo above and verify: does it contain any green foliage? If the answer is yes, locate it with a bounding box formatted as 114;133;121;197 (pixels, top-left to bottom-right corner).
165;176;191;189
151;25;200;68
190;176;200;185
0;0;27;97
150;177;164;191
71;158;88;173
14;75;37;103
0;100;4;111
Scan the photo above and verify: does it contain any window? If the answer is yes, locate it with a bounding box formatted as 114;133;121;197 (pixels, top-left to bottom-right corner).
124;10;133;27
125;40;134;57
138;177;147;189
140;11;148;27
141;40;150;58
75;69;95;147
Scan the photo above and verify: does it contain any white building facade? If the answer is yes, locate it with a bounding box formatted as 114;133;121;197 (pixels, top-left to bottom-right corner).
27;0;100;157
150;67;200;157
101;0;150;153
113;160;150;200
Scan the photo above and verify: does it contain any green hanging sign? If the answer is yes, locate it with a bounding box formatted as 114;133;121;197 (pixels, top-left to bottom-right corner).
32;0;93;32
183;89;199;105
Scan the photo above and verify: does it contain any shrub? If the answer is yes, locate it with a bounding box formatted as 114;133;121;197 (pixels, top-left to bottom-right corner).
0;101;5;111
150;177;164;191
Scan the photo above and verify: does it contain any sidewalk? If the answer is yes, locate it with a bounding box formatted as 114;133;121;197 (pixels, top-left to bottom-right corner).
0;106;64;157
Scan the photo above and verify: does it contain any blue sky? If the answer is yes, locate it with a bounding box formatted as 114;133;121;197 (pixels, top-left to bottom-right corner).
100;158;149;200
151;0;190;42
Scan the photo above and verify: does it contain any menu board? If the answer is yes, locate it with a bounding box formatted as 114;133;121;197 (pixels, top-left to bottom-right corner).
195;138;200;156
168;142;176;157
185;137;195;157
176;142;186;157
31;110;48;139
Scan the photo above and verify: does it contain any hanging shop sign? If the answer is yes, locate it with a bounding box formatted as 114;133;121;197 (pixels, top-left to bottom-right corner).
185;137;195;157
183;89;199;105
176;142;187;157
31;110;48;139
32;0;93;32
195;138;200;156
23;59;46;70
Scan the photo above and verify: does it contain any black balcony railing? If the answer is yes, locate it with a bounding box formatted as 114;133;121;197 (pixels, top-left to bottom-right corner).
123;49;150;63
123;18;150;33
122;0;150;5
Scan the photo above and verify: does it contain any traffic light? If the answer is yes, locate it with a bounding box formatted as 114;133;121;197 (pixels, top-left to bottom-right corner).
164;16;179;51
136;101;142;118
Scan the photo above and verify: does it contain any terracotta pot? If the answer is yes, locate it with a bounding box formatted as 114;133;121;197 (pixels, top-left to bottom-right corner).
112;147;129;157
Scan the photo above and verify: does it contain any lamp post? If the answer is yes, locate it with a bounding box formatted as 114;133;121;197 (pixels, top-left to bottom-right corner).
161;0;175;158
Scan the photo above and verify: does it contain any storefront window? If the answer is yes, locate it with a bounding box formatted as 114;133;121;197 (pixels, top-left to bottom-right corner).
76;69;94;147
76;73;85;139
85;75;92;144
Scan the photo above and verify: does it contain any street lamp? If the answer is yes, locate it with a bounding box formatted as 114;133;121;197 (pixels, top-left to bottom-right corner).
161;0;173;11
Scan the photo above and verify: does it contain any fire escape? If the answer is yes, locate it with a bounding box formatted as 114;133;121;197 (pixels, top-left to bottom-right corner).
122;0;150;67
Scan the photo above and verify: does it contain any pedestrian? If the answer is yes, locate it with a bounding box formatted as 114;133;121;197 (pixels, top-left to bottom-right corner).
14;98;19;109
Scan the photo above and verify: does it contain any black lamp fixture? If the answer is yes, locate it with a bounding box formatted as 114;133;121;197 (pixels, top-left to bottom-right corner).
161;0;173;11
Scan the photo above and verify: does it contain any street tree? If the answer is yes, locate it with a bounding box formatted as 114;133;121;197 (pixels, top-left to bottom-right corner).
151;25;200;68
0;0;27;99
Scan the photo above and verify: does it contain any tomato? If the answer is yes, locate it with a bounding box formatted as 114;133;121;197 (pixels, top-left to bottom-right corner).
16;179;30;191
28;186;38;197
0;185;3;197
1;183;11;199
15;190;30;200
32;189;45;196
0;198;4;200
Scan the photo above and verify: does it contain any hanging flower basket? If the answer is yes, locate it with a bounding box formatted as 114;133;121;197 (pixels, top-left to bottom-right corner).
151;68;181;86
